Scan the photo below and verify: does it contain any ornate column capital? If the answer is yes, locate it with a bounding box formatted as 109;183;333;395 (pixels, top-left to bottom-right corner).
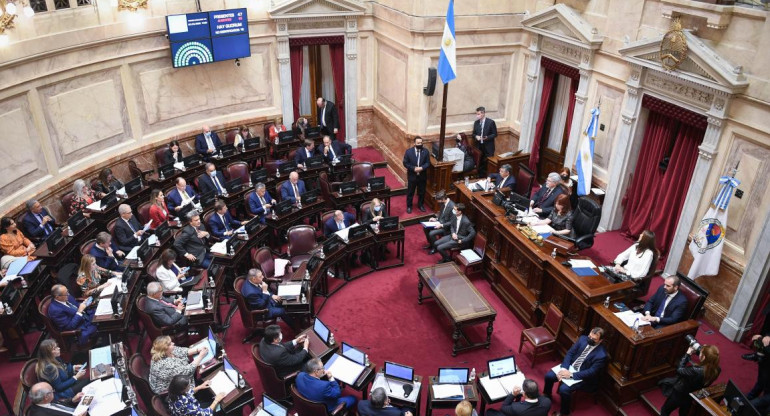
707;116;723;128
621;114;636;125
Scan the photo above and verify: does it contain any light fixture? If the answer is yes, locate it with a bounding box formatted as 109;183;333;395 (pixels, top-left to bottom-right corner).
4;1;16;15
0;1;16;37
118;0;148;12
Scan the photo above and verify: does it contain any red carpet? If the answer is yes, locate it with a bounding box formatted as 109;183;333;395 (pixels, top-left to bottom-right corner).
352;146;387;164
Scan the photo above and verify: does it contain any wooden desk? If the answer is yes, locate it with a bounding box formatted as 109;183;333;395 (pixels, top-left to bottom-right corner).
372;372;424;416
210;224;267;270
690;383;727;416
92;270;142;353
0;265;48;361
372;224;405;270
427;156;458;211
33;220;97;266
328;189;365;217
201;361;255;415
486;152;529;179
86;186;152;226
417;263;497;356
264;199;324;248
298;326;338;363
426;376;478;415
267;137;301;159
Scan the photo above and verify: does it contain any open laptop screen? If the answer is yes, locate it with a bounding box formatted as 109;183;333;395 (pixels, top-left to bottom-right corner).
262;394;287;416
313;318;330;343
488;355;517;379
438;368;469;384
384;361;413;382
341;342;365;365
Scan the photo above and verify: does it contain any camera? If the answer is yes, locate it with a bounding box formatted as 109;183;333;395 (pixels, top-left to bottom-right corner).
685;334;702;355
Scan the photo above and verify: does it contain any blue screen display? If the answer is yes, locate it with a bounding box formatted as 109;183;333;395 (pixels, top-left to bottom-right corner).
166;12;210;42
384;362;413;381
212;33;251;62
263;394;287;416
341;343;365;365
171;39;214;68
167;8;250;68
313;318;330;343
209;9;248;37
488;356;516;378
439;368;469;384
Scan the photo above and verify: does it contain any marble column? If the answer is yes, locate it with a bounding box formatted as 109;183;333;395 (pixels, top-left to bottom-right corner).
344;18;359;148
599;65;643;231
721;208;770;340
276;26;295;126
519;36;542;153
563;66;591;169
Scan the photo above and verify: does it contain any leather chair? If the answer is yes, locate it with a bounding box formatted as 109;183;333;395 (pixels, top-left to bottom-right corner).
135;295;187;351
252;344;296;403
225;129;238;145
275;180;288;202
225;161;250;185
515;163;535;198
452;233;486;279
151;394;171;416
252;246;290;280
155;147;168;166
263;122;275;143
201;209;221;242
287;149;298;164
234;276;276;343
79;238;96;256
319;172;337;210
107;217;118;240
359;201;372;223
287;225;317;269
38;296;91;360
351;162;374;188
60;191;75;214
19;358;39;408
519;303;563;368
136;201;152;226
89;177;101;193
569;197;602;250
468;147;482;176
264;160;284;178
320;210;336;239
677;272;709;320
244;191;257;218
625;250;661;302
291;384;348;416
128;353;156;409
128;160;152;182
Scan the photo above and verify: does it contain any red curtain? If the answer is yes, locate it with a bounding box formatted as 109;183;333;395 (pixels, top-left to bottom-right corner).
329;43;346;142
290;46;304;123
528;68;556;172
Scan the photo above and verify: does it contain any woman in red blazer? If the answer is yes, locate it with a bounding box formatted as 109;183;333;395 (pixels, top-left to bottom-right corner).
148;189;170;229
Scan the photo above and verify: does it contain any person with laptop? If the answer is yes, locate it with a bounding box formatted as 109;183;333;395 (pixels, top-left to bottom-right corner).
258;324;310;378
542;327;608;416
166;374;225;416
296;358;357;412
485;379;551;416
89;232;125;272
358;387;413;416
295;139;319;169
248;183;277;224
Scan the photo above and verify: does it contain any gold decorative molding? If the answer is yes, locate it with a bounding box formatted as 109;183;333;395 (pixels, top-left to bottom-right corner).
660;18;688;71
118;0;148;12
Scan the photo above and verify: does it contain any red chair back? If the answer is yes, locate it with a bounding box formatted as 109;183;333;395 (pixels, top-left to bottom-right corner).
287;149;298;163
225;161;250;184
225;129;238;145
291;384;335;415
137;202;152;225
20;359;39;393
107;218;118;239
287;225;316;257
543;303;564;336
253;247;276;278
80;239;96;256
351;162;374;188
201;209;216;237
472;234;487;259
151;395;171;416
275;180;288;202
155;147;168;166
233;276;255;329
252;344;292;400
128;160;143;180
263;122;275;141
516;163;536;198
38;296;78;360
135;295;163;341
128;353;155;408
61;191;75;213
264;160;283;177
146;259;160;280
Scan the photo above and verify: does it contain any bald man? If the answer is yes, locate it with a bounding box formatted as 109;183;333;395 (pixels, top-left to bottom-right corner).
28;382;86;416
324;209;356;237
195;125;222;160
280;171;307;205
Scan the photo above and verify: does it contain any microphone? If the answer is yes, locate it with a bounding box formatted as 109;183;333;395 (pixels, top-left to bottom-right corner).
384;374;393;393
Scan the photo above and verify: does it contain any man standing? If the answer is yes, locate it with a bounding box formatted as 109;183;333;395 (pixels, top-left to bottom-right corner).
641;275;687;328
317;97;339;140
486;379;551;416
432;203;475;262
195;125;222;160
543;327;607;416
403;136;430;213
173;212;212;269
258;325;309;378
423;190;454;249
472;106;497;177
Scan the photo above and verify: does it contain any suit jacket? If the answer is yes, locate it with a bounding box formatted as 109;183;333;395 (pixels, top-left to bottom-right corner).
295;372;344;412
22;209;57;242
643;286;688;327
198;171;228;196
362;206;388;225
258;338;309;379
144;296;187;327
88;243;123;272
166;186;198;213
436;199;456;226
490;173;516;190
402;146;430;182
163;149;184;165
208;211;241;239
280;180;307;205
47;295;96;344
319;141;345;162
195;132;222;156
498;394;551;416
28;404;75;416
530;185;564;217
324;212;356;237
295;146;319;166
114;216;146;253
318;101;339;132
248;191;275;220
443;215;476;245
559;335;607;390
173;224;208;265
358;401;409;416
472;117;498;155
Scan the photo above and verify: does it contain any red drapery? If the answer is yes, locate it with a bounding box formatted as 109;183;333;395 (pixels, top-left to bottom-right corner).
329;43;346;142
528;68;556;172
621;110;705;256
290;46;304;123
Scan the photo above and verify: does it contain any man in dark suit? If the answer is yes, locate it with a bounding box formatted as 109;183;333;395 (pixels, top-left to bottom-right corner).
258;324;309;378
642;275;688;328
296;358;357;412
195;125;222;159
198;163;228;196
543;327;608;416
89;231;124;272
490;164;516;191
423;190;455;248
295;139;318;168
403;136;430;213
166;178;198;214
486;379;551;416
248;183;276;223
317;97;339;140
530;172;564;218
280;171;306;205
23;199;57;243
433;203;476;263
324;209;356;237
208;201;241;240
173;212;212;269
145;282;187;328
114;204;146;253
241;268;286;319
358;387;413;416
320;135;345;163
472;106;497;177
28;382;85;416
48;285;97;346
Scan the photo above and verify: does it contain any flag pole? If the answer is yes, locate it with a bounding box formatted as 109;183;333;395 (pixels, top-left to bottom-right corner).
437;83;449;162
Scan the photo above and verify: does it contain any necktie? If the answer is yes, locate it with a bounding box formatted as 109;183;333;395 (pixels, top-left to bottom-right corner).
573;345;592;371
656;295;669;317
161;299;176;308
126;219;136;233
498;178;504;189
321;106;326;127
293;183;300;201
67;302;77;310
480;119;485;136
329;145;336;159
416;149;421;164
213;175;224;194
37;213;52;234
181;189;189;200
538;188;552;205
206;134;215;150
221;215;229;231
338;222;343;230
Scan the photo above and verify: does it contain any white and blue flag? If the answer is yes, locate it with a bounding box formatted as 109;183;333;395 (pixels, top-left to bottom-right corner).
688;174;739;279
437;0;456;84
576;107;599;196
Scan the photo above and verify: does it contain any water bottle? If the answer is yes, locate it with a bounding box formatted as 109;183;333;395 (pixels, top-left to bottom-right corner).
248;178;253;188
159;170;165;180
136;258;143;268
364;354;370;366
603;296;610;308
272;211;277;220
209;275;215;288
238;374;245;389
304;269;310;280
464;176;470;187
470;367;476;382
301;292;307;304
551;248;557;258
4;302;12;315
632;317;639;333
366;183;371;192
21;278;27;289
276;169;280;178
274;137;279;145
374;222;380;234
328;332;335;345
68;226;74;237
297;201;302;210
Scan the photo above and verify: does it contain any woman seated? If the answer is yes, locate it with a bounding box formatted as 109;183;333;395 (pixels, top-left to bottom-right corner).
233;125;252;149
268;117;287;142
156;249;188;293
0;217;36;268
455;133;476;173
149;189;171;229
294;117;309;138
35;339;88;405
76;254;116;297
164;140;184;165
613;230;657;281
531;194;572;237
660;345;720;416
149;335;210;394
93;168;124;198
166;374;225;416
559;167;578;209
69;179;96;217
363;198;388;225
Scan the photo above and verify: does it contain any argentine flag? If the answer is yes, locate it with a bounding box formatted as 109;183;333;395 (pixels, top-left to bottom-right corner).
437;0;456;84
576;107;599;196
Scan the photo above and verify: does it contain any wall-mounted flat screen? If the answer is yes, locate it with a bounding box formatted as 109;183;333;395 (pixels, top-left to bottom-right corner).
166;8;250;69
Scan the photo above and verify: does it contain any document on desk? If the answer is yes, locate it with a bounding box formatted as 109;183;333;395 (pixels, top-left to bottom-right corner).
324;354;365;386
210;241;228;255
274;258;290;277
125;246;140;260
90;346;112;367
421;221;442;228
173;162;186;171
186;290;204;310
116;187;127;198
147;234;158;246
459;249;481;264
0;258;25;285
550;365;582;386
86;200;102;211
334;226;351;241
614;310;651;327
519;215;540;225
372;374;421;403
99;277;122;298
191;337;216;364
432;384;464;399
80;378;126;415
569;259;597;269
479;373;525;400
210;370;236;396
94;299;114;316
471;179;490;191
530;224;555;235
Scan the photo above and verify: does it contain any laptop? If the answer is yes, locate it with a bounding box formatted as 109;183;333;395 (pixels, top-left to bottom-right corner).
384;361;414;383
273;199;293;216
1;285;20;305
177;203;195;222
158;162;176;179
225;178;242;193
199;191;216;209
67;211;88;233
45;228;65;252
507;192;530;213
155;221;171;241
306;155;324;169
313;318;331;344
137;239;152;262
124;177;142;195
251;168;268;185
257;394;288;416
488;355;517;379
341;342;366;365
183;154;202;168
492;190;506;206
348;225;368;241
278;161;298;176
277;131;295;143
323;235;343;255
301;189;320;205
336;154;352;165
724;379;760;416
100;190;118;210
244;218;261;234
367;177;386;191
306;126;322;138
339;181;357;195
220;143;236;157
378;216;399;231
244;137;261;151
438;368;469;384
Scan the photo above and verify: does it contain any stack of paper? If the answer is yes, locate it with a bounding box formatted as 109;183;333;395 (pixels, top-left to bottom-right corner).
210;241;228;255
116;188;127;198
125;246;140;260
478;373;526;400
324;354;365;385
95;299;114;316
459;249;481;264
210;371;236;396
335;226;352;241
274;258;290;277
186;291;204;311
99;277;122;298
432;384;464;399
173;162;186;171
531;224;555;235
86;200;102;211
569;260;597;269
471;179;490;191
147;234;158;246
614;310;651;328
443;148;465;173
372;374;421;403
277;283;302;299
421;221;442;228
550;365;582;386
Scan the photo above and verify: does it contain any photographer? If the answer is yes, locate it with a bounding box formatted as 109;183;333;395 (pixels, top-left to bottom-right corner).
658;341;720;416
744;333;770;410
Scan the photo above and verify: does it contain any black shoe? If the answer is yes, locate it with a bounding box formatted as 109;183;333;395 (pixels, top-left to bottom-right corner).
429;248;437;255
418;205;426;212
742;353;760;362
422;244;432;249
406;207;412;214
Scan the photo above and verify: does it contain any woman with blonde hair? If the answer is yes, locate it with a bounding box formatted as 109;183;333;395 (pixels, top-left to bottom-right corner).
35;339;88;403
148;335;210;394
75;254;115;297
148;188;170;229
268;116;287;142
